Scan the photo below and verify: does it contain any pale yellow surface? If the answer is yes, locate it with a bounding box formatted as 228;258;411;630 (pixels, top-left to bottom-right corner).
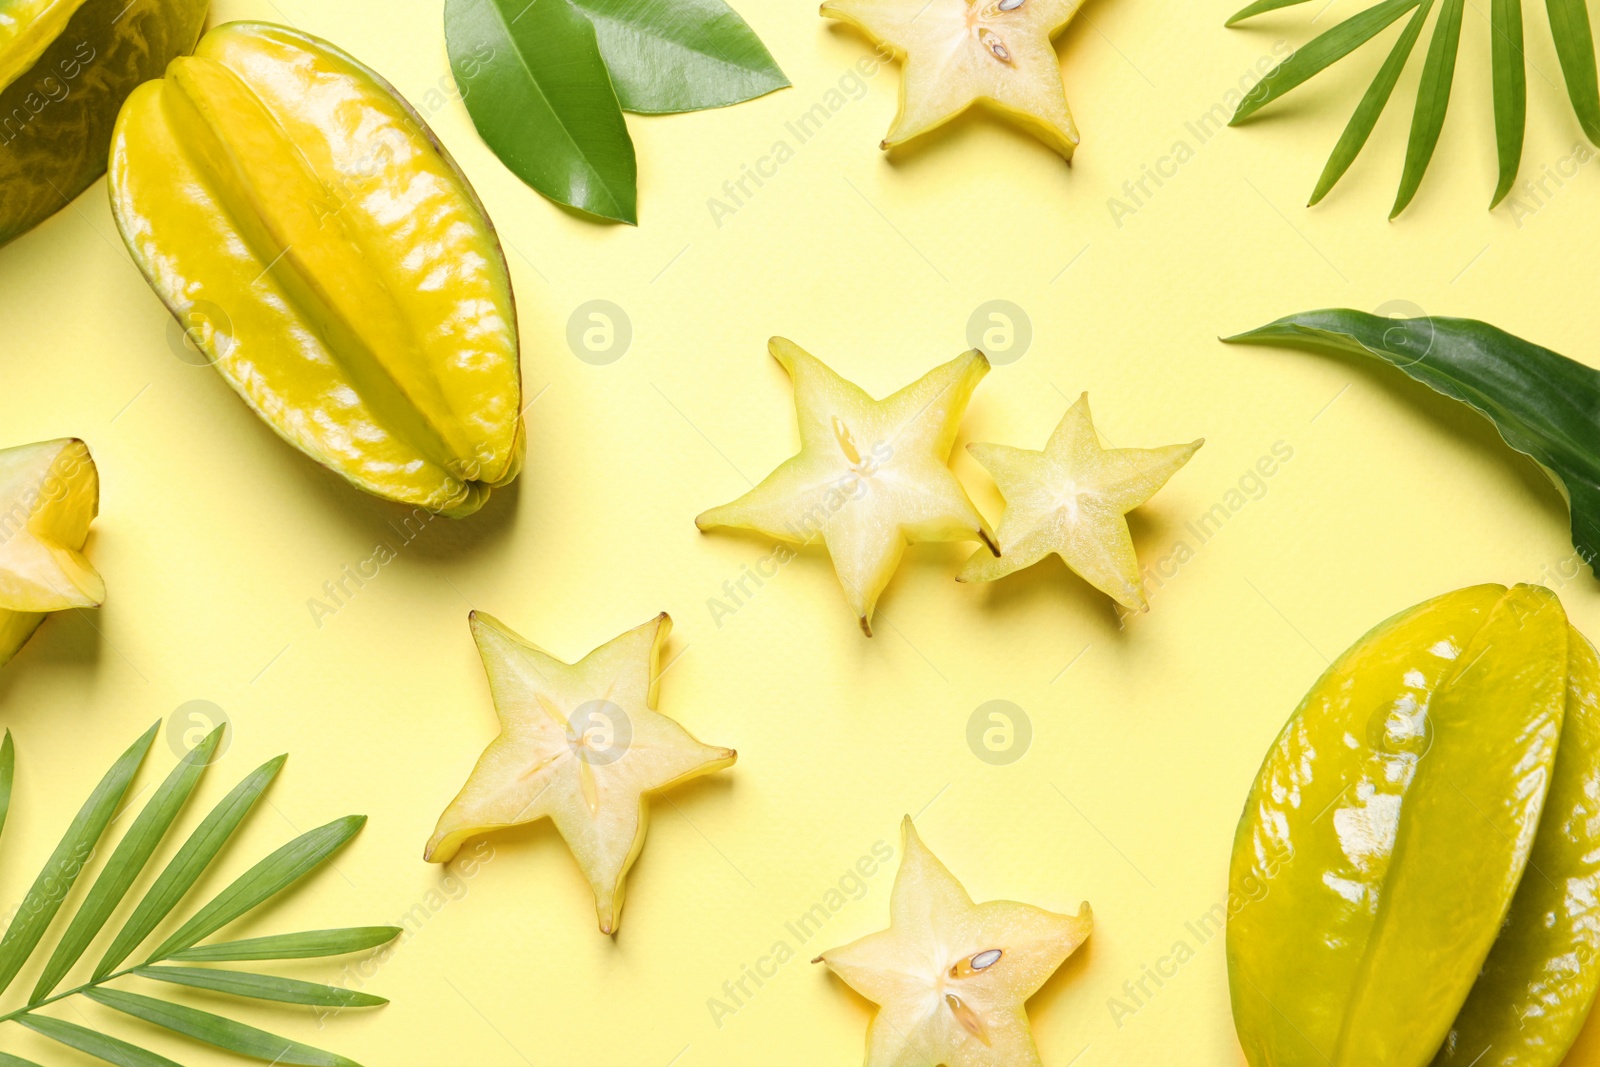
2;1;1600;1065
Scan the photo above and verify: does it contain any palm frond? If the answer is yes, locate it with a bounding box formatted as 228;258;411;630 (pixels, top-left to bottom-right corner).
1228;0;1600;212
0;722;401;1067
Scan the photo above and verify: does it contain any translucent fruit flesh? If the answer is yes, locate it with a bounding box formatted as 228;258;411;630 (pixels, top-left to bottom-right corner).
958;393;1201;611
426;612;735;934
696;338;995;634
815;818;1091;1067
0;439;105;666
820;0;1083;157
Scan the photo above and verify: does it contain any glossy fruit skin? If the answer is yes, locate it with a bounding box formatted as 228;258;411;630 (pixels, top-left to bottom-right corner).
1432;626;1600;1067
0;0;207;247
108;21;523;516
1228;584;1600;1067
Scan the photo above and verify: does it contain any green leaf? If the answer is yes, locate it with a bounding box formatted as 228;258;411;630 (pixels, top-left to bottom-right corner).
0;723;158;998
168;927;402;962
31;728;223;1003
1231;0;1422;124
1547;0;1600;143
1311;0;1435;205
147;815;367;962
0;730;13;846
95;753;286;980
1490;0;1527;206
86;988;358;1067
18;1014;181;1067
1392;0;1466;216
568;0;788;113
135;965;388;1007
0;1052;43;1067
445;0;638;223
1227;0;1314;25
1224;310;1600;569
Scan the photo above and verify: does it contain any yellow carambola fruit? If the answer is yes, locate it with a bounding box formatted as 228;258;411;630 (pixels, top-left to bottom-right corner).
0;439;105;667
109;22;523;517
427;612;735;934
1228;584;1600;1067
697;338;996;635
821;0;1083;157
958;393;1202;611
0;0;207;247
814;818;1092;1067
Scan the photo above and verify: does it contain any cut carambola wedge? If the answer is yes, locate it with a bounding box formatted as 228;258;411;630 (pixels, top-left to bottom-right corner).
821;0;1083;157
0;0;208;247
0;438;105;666
696;338;995;635
1228;583;1600;1067
109;22;523;516
427;612;735;934
814;818;1091;1067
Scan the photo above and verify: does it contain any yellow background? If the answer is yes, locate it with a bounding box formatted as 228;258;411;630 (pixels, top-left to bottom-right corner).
3;0;1600;1063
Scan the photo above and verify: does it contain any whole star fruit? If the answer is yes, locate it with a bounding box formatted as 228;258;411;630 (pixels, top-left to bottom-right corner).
1228;583;1600;1067
108;21;524;517
0;0;208;247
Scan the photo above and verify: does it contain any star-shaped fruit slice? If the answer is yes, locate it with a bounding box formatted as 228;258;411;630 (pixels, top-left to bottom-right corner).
696;338;997;635
0;439;106;667
425;611;735;934
959;394;1200;612
815;818;1092;1067
822;0;1084;157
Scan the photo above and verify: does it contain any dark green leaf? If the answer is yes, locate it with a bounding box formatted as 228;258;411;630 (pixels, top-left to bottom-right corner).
31;728;223;1003
86;988;358;1067
0;730;13;846
168;927;402;962
147;815;366;962
1490;0;1527;206
1547;0;1600;143
1225;310;1600;569
0;723;158;998
445;0;638;223
135;965;388;1007
568;0;788;113
1311;0;1434;204
18;1014;181;1067
1232;0;1422;123
1227;0;1314;25
1392;0;1465;216
95;754;285;980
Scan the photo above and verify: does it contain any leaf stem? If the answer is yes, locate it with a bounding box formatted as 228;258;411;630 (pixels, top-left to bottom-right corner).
0;964;139;1027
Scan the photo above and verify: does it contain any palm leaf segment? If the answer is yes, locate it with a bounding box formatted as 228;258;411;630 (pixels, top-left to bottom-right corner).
1228;0;1600;215
0;723;400;1066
